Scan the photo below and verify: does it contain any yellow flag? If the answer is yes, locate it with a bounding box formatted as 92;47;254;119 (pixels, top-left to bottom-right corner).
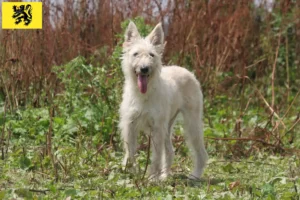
2;2;42;29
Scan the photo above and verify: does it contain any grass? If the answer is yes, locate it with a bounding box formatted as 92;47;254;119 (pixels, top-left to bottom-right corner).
0;143;299;199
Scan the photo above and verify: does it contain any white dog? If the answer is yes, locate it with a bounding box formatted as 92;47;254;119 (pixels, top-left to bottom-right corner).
119;21;208;180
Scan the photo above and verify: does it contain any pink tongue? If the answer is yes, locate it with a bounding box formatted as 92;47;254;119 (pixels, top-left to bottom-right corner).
137;75;147;94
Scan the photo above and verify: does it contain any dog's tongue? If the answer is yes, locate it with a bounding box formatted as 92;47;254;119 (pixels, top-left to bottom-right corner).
137;75;147;94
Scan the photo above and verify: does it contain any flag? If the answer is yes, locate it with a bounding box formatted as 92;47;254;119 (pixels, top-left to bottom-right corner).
2;2;42;29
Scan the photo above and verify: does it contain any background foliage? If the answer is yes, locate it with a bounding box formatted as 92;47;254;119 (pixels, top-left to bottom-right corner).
0;0;299;199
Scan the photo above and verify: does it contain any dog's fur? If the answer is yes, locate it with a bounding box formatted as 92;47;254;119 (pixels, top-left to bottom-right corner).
119;22;208;180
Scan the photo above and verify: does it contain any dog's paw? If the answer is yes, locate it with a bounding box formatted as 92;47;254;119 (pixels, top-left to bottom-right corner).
147;171;169;182
187;173;201;180
148;174;160;182
158;173;169;181
188;168;204;180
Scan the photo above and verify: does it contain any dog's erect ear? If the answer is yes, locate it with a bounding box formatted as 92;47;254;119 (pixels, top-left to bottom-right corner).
124;21;141;46
146;23;164;47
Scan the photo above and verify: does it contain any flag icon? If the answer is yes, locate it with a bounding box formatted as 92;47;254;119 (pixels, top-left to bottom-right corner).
2;2;42;29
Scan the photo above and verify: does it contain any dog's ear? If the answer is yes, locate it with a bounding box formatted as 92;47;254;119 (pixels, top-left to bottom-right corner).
146;23;164;53
146;23;164;46
124;21;141;47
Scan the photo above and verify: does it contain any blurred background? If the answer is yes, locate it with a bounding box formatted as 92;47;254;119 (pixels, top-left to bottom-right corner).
1;0;299;103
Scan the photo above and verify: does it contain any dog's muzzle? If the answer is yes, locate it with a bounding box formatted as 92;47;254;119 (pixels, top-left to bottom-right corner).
140;66;149;75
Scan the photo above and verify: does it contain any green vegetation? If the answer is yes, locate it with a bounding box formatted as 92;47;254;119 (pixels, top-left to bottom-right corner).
0;16;299;199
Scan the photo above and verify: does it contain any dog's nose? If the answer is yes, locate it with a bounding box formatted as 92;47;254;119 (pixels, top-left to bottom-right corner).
141;66;149;74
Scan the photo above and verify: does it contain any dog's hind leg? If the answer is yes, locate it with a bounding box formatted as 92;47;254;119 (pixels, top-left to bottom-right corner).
182;108;208;179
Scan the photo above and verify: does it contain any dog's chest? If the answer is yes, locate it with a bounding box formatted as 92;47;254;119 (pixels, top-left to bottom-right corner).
131;97;166;131
135;111;154;133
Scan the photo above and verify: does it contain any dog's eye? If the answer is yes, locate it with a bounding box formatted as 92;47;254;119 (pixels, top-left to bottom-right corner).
149;53;154;57
133;52;138;57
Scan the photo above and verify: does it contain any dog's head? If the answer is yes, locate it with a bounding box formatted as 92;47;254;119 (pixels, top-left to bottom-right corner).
122;22;164;94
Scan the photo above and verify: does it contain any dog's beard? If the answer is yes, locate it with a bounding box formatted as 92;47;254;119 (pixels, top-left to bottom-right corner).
137;74;148;94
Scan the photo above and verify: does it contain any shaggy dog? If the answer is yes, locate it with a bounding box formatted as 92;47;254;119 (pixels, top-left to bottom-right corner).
119;21;208;180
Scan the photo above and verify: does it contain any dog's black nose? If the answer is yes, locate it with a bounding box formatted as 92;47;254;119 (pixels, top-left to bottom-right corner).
141;66;149;74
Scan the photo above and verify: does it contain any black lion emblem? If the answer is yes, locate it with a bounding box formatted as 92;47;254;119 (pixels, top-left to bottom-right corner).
12;4;32;26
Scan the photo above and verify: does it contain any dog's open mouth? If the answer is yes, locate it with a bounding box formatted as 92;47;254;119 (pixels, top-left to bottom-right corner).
137;74;148;94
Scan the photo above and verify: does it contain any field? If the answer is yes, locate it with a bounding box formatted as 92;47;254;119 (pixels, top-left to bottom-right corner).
0;0;300;199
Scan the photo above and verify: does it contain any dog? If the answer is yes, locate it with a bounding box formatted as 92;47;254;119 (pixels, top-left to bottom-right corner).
119;21;208;180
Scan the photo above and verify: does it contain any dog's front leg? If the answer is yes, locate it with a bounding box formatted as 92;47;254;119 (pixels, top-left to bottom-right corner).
121;122;138;171
148;127;166;180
